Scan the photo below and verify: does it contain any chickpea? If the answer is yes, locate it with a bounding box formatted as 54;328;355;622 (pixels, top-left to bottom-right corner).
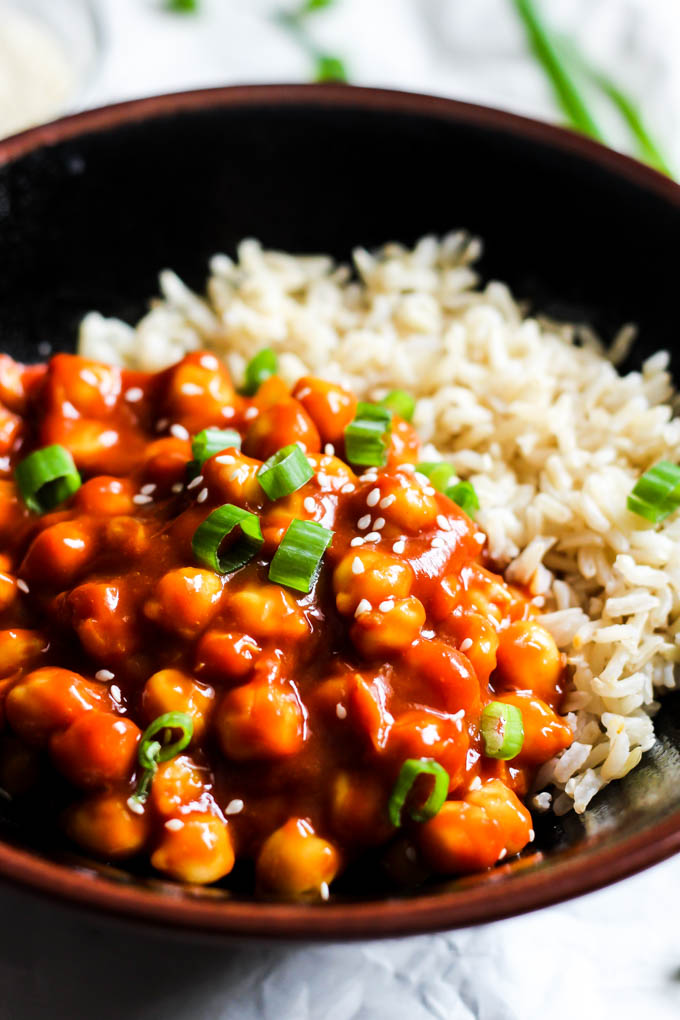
0;406;21;456
75;476;136;516
328;771;392;846
144;568;224;639
143;437;192;491
307;452;357;491
64;790;150;858
0;573;17;613
151;811;235;884
41;416;141;476
497;691;573;766
260;489;310;551
243;399;321;461
495;620;563;705
0;354;29;412
0;481;26;542
67;582;138;659
46;354;122;419
195;630;261;680
333;548;414;616
224;584;310;641
405;639;481;717
142;669;215;743
418;800;504;874
50;712;141;789
150;754;212;817
251;374;290;410
103;516;150;560
255;818;340;899
21;519;98;589
0;630;48;679
5;666;106;746
372;471;439;533
465;780;532;857
388;709;469;792
163;352;241;434
347;674;391;752
351;596;425;657
292;377;357;446
441;611;499;686
201;449;264;509
215;677;305;760
386;416;420;469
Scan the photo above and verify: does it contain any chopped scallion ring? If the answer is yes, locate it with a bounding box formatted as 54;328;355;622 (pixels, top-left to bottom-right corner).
242;348;278;395
187;427;242;480
258;444;314;500
344;402;393;467
129;711;193;806
388;758;449;827
15;444;82;514
446;480;479;518
627;460;680;524
417;461;456;493
481;702;524;760
268;518;333;593
380;389;415;422
192;503;263;575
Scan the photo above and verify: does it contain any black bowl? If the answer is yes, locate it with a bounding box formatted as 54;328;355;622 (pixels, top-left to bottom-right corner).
0;84;679;940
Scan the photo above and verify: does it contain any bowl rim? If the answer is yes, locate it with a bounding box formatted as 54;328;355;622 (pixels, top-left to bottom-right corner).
1;82;680;940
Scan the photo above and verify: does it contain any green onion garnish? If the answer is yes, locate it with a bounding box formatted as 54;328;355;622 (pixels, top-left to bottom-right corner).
242;348;278;396
187;427;242;480
387;758;449;827
258;444;314;501
192;503;264;575
380;390;415;422
344;402;393;467
481;702;524;761
314;54;348;83
15;444;81;514
129;711;193;806
165;0;199;11
268;518;333;593
627;461;680;524
417;461;456;493
446;480;479;519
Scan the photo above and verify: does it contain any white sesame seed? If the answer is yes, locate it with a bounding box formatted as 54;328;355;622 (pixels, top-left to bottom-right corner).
113;721;128;735
529;829;535;842
141;483;157;495
95;669;114;682
336;703;347;720
199;353;219;370
296;386;312;399
498;848;507;860
127;797;144;816
378;599;395;612
405;846;417;863
110;684;122;702
532;596;545;607
373;517;385;530
451;709;466;722
350;537;365;547
414;472;429;486
132;493;153;505
324;443;335;456
361;473;378;483
244;406;258;421
180;382;203;396
196;487;209;503
355;598;372;617
436;514;451;531
357;514;371;530
170;423;190;441
155;418;170;432
469;776;482;791
379;494;395;509
431;536;445;548
171;482;184;494
366;488;380;507
400;463;415;473
216;454;235;465
392;539;406;554
165;818;184;832
225;799;244;816
351;558;365;575
80;368;99;386
340;483;355;494
459;638;473;653
474;532;486;544
16;578;29;594
532;792;552;812
303;496;316;513
424;486;436;496
187;474;204;490
364;531;381;542
320;881;330;902
124;387;143;403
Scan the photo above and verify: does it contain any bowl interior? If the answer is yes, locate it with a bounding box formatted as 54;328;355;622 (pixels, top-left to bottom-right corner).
0;86;679;936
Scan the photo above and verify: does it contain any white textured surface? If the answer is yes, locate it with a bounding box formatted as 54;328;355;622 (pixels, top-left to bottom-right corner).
3;2;680;1017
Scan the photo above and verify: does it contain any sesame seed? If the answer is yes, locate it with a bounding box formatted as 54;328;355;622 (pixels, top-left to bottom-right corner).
459;638;473;652
355;598;372;617
170;423;190;441
340;483;355;494
244;406;258;421
336;704;347;720
361;473;378;483
80;369;99;386
498;848;507;860
215;454;235;465
424;486;436;496
357;514;371;530
303;496;316;513
196;487;209;503
366;488;380;507
431;536;445;548
436;514;451;531
155;418;170;432
373;517;385;530
110;685;122;702
469;777;482;791
451;709;466;722
296;387;312;399
529;829;535;842
132;493;152;505
199;353;219;370
414;472;429;486
378;599;395;612
180;382;203;396
474;532;486;544
187;474;204;490
324;443;335;456
113;720;128;735
124;387;143;403
364;531;381;543
95;669;114;682
532;596;545;607
16;578;29;594
351;558;365;575
165;818;184;832
141;483;157;495
225;799;244;816
320;882;330;902
392;539;406;554
379;494;396;509
350;537;364;547
171;482;184;494
400;463;415;473
127;797;144;816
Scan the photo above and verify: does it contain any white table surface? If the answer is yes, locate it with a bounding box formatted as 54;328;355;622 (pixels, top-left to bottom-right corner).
3;2;680;1018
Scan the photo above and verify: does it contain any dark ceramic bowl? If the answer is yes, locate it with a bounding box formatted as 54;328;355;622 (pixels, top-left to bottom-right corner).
0;84;679;940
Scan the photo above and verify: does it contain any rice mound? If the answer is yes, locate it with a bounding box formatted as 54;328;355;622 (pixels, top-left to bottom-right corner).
78;233;680;815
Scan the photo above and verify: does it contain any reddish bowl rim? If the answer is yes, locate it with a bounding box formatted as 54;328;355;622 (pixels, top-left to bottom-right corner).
1;83;680;940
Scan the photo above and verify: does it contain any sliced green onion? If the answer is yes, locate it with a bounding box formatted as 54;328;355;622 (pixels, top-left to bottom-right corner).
242;348;278;395
192;503;263;575
417;461;456;493
130;711;193;806
380;390;415;423
388;758;449;827
269;518;333;593
446;480;479;519
186;427;242;480
315;54;348;82
258;444;314;501
627;461;680;524
481;702;524;761
344;402;393;467
15;444;81;514
166;0;198;10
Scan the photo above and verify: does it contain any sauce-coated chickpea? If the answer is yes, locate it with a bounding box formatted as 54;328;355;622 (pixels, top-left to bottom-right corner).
150;754;212;817
292;377;357;446
441;610;499;685
498;691;573;765
5;667;105;746
50;712;141;789
0;630;48;679
45;354;122;419
372;471;439;533
465;779;532;857
333;549;414;616
151;812;235;884
0;573;17;613
67;582;137;659
163;352;240;434
201;449;264;508
418;800;504;874
75;476;136;516
0;481;26;542
387;709;468;792
195;630;261;680
224;584;310;641
144;568;224;639
142;669;215;743
244;399;321;461
386;416;420;468
328;771;392;846
255;818;340;899
65;790;150;858
21;519;98;588
495;620;563;705
351;596;425;657
215;678;306;760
